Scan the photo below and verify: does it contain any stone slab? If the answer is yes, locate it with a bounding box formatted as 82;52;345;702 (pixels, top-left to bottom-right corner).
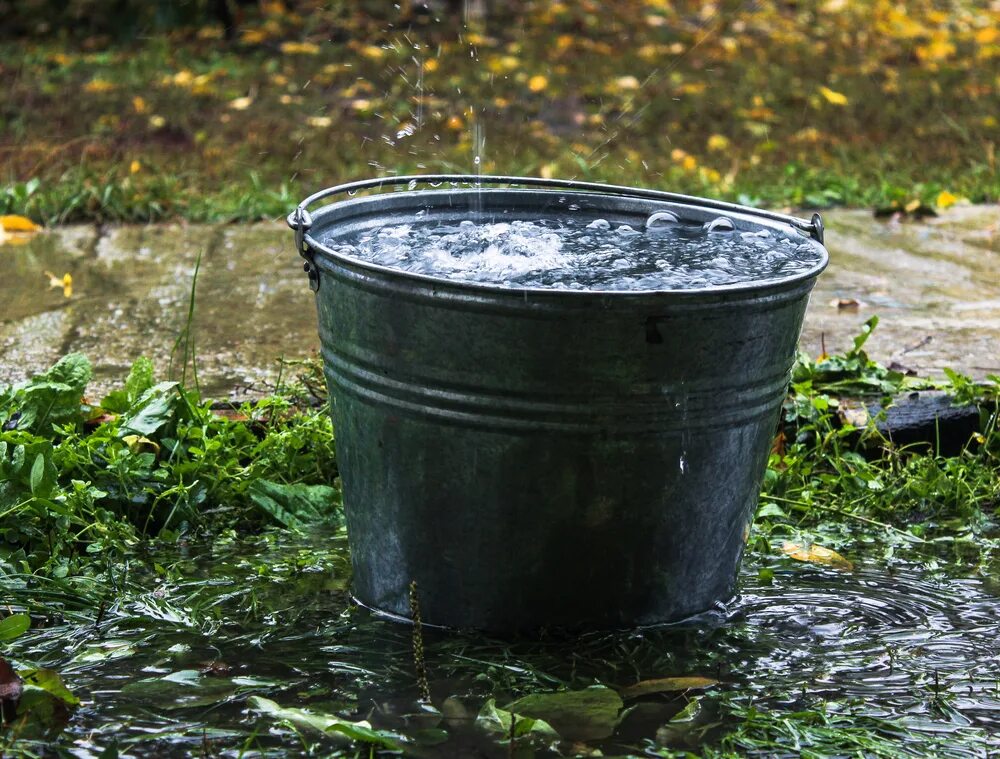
1;206;998;400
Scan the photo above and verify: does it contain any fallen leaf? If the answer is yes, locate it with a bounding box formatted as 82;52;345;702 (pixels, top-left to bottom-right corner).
130;160;141;174
280;41;320;55
782;541;853;571
528;74;549;92
619;677;718;700
707;134;730;152
0;658;22;723
2;215;41;233
818;86;848;105
44;271;73;298
935;190;961;209
830;297;861;311
122;434;160;457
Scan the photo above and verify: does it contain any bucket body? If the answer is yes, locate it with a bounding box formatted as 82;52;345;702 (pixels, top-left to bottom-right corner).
292;181;827;633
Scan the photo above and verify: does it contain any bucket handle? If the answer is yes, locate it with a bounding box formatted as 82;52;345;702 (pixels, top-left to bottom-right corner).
287;174;825;244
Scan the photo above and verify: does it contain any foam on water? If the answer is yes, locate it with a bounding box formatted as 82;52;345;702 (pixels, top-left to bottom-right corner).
322;215;824;291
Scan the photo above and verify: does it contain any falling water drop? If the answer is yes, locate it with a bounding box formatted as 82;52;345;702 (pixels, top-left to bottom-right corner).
679;454;688;474
407;180;418;191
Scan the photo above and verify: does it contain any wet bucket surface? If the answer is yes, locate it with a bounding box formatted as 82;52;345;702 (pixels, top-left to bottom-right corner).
290;176;828;633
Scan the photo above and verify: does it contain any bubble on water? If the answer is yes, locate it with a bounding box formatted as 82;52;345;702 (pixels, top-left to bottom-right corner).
705;217;735;233
646;211;680;229
324;216;824;291
568;204;581;211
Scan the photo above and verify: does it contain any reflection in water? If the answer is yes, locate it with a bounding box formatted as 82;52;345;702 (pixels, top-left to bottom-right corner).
8;531;1000;756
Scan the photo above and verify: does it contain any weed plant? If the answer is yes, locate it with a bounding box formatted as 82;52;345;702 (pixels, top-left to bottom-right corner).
1;325;998;756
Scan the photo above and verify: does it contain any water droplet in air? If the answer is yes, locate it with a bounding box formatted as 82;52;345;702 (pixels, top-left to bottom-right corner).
407;180;418;191
587;219;611;230
705;217;735;233
646;211;680;229
473;155;481;166
679;454;688;474
429;181;442;187
347;189;358;196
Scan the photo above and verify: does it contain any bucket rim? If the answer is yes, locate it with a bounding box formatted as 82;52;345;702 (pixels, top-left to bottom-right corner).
289;176;829;298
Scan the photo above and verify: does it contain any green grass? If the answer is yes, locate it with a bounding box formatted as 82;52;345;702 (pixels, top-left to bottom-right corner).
1;331;998;755
1;0;998;224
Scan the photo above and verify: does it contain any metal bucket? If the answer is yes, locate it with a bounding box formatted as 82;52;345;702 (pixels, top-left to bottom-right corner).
289;175;828;633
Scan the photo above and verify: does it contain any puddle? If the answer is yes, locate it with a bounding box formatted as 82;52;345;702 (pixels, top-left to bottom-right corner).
1;207;999;399
7;531;1000;756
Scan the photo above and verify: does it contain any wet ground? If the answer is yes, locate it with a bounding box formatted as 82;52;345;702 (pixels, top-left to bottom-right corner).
7;532;1000;757
1;206;999;397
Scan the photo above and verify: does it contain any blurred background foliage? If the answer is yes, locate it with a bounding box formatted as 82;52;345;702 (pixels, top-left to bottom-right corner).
0;0;997;222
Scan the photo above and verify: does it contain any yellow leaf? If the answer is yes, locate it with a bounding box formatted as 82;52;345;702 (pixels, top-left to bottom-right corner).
781;541;853;571
818;86;848;106
1;215;41;233
423;59;439;73
528;74;549;93
149;115;166;129
132;95;148;114
306;115;332;128
84;78;115;93
129;160;141;175
229;96;253;111
615;75;640;90
620;677;718;700
122;435;160;456
706;134;730;152
935;190;960;209
280;41;320;55
44;271;73;298
904;198;922;213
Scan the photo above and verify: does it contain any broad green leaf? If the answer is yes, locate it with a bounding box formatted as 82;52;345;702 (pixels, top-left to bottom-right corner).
504;686;623;741
118;382;180;436
29;453;45;496
0;613;30;642
124;357;156;403
248;696;403;748
476;698;559;740
248;480;340;530
619;677;718;700
20;667;80;706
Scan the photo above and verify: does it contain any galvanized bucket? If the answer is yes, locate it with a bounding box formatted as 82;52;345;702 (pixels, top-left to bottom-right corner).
289;175;828;633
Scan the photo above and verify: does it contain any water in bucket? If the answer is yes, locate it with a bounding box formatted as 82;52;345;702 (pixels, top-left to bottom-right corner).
321;212;824;290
